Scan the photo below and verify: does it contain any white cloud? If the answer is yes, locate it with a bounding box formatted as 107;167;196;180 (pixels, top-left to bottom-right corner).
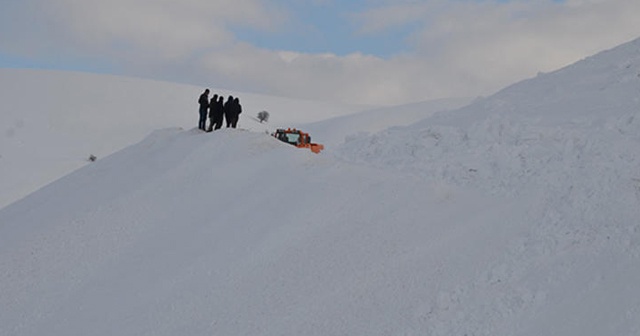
2;0;640;106
346;0;640;103
45;0;285;59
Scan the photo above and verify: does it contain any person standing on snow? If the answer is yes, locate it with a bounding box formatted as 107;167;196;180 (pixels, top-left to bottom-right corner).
206;94;218;132
224;95;234;128
208;94;224;131
198;89;210;130
231;97;242;128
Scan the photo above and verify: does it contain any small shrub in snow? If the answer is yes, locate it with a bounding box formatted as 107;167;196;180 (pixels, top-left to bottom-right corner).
257;111;270;123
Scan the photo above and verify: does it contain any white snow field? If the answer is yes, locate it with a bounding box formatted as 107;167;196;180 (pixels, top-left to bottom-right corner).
2;37;640;335
0;68;380;209
0;68;469;209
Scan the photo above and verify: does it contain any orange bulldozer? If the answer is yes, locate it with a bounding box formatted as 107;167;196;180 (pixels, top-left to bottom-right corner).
272;128;324;153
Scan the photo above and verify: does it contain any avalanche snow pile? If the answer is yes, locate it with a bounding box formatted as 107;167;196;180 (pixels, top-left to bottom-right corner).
0;68;363;209
2;38;640;336
0;128;528;336
341;37;640;221
339;38;640;333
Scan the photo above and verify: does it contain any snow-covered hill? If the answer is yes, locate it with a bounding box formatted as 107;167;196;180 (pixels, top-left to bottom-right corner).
0;69;468;209
0;127;524;335
2;37;640;336
0;69;364;209
341;37;640;196
338;38;640;333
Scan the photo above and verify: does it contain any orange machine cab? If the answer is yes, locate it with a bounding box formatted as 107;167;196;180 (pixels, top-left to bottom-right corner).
273;128;324;154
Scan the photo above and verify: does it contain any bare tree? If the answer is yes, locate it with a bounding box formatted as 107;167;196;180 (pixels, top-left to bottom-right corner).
257;111;270;123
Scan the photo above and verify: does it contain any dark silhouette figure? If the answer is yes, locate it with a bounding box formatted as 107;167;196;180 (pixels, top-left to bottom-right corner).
231;97;242;128
198;89;210;130
208;95;224;131
224;95;234;128
206;94;218;132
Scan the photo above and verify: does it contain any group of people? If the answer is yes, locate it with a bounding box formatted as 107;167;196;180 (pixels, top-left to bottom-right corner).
198;89;243;132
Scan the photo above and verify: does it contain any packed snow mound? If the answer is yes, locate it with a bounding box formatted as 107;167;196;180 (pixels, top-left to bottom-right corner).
340;37;640;196
0;127;527;336
337;37;640;334
0;69;363;209
304;97;473;148
0;68;468;210
3;38;640;336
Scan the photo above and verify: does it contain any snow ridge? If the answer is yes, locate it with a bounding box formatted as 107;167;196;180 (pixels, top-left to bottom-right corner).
2;38;640;336
337;38;640;334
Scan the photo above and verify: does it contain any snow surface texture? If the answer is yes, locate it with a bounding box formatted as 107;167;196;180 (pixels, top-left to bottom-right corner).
0;69;371;209
0;69;468;209
2;38;640;335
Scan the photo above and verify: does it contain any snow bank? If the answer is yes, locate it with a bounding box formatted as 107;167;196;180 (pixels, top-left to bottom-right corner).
2;38;640;336
0;69;362;208
338;38;640;334
0;127;526;336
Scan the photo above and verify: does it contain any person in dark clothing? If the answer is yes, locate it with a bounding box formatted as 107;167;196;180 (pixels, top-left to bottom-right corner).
206;94;218;132
224;95;234;128
208;95;224;131
231;97;242;128
198;89;210;130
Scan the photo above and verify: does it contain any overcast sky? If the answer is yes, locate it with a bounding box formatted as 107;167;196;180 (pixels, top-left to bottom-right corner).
1;0;639;106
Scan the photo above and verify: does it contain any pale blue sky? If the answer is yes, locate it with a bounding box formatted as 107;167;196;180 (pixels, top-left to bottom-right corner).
232;0;419;58
1;0;638;105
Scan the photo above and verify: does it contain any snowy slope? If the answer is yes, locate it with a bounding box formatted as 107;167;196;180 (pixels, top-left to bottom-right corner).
304;97;473;148
0;69;364;209
341;38;640;195
339;38;640;334
2;37;640;336
0;69;466;209
0;127;529;336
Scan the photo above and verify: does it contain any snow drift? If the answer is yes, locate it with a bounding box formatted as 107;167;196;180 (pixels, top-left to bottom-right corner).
0;69;365;209
2;38;640;335
0;69;468;209
338;38;640;334
0;128;526;335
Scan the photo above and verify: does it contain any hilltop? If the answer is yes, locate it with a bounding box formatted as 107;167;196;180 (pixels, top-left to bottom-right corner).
0;69;469;209
2;38;640;335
